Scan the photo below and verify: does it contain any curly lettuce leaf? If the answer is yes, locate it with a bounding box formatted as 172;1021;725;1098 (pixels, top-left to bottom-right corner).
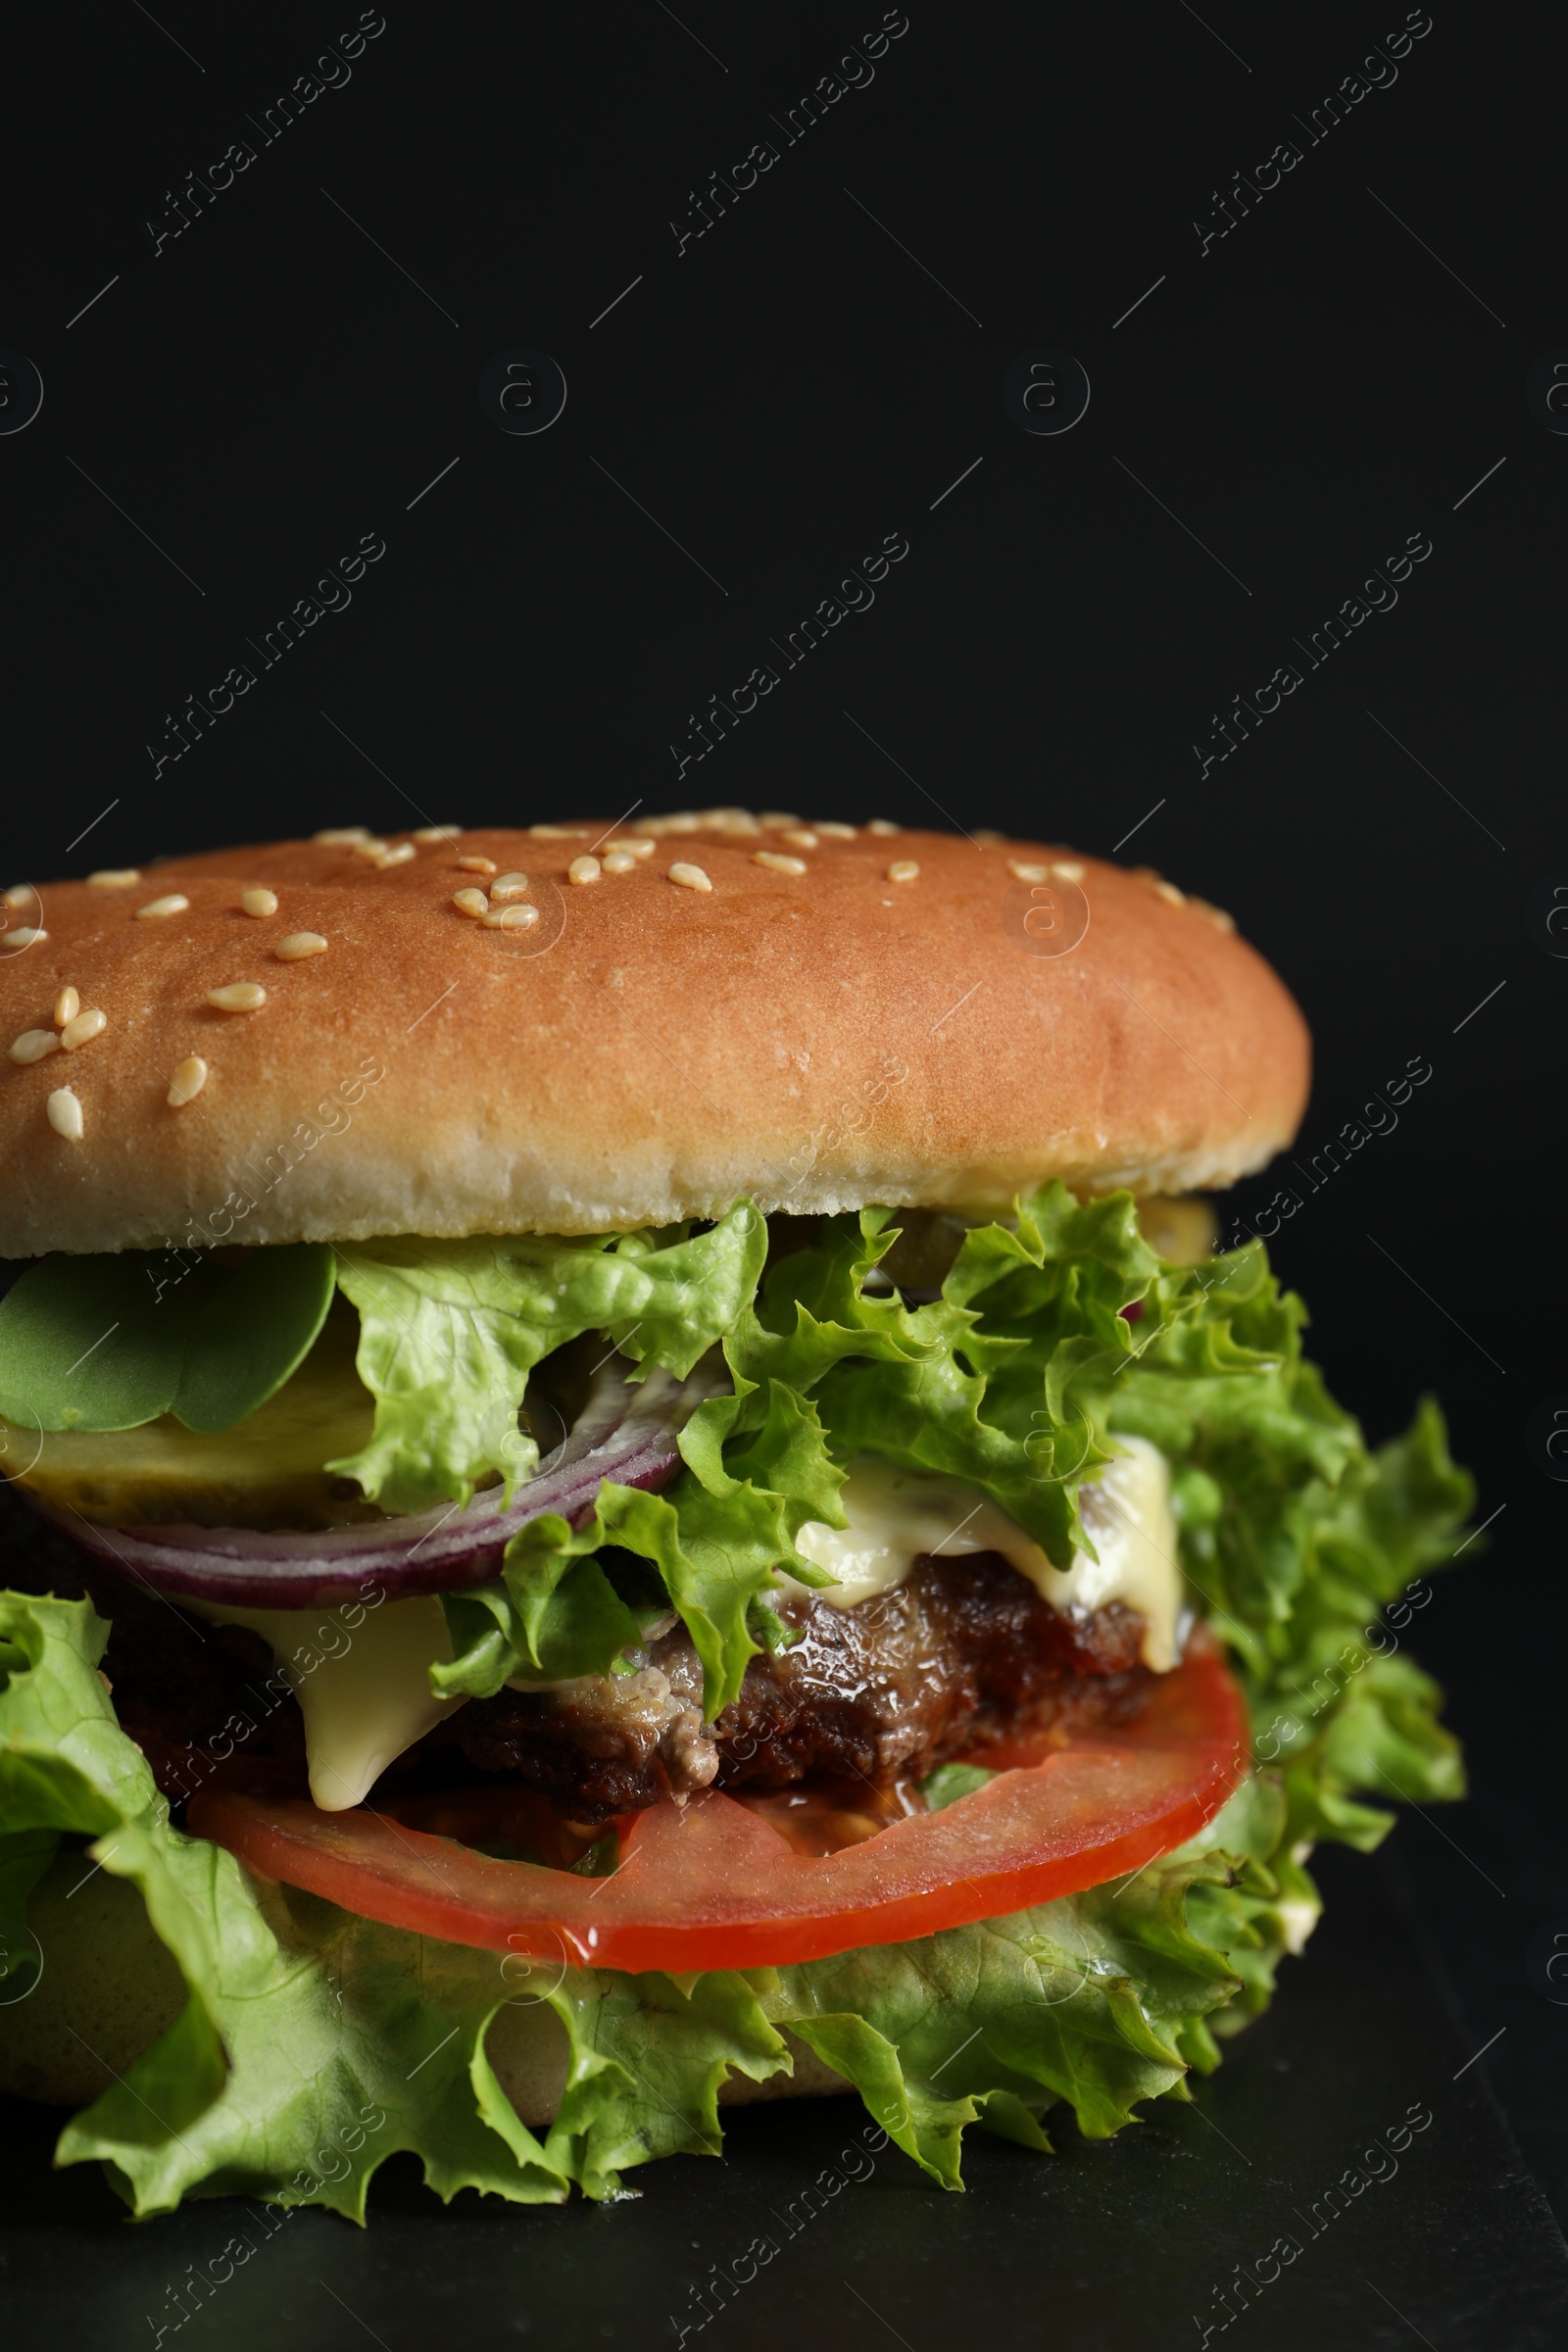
735;1190;1159;1567
540;1965;788;2200
760;1774;1288;2185
438;1190;1159;1713
1103;1242;1472;1849
437;1549;657;1696
327;1202;766;1513
0;1591;567;2216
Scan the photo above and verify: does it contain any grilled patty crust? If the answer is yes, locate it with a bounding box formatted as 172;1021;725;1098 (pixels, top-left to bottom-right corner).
453;1551;1153;1822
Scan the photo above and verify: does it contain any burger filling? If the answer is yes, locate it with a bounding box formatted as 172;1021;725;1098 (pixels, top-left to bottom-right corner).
0;1200;1191;1835
0;1180;1472;2210
1;1443;1180;1828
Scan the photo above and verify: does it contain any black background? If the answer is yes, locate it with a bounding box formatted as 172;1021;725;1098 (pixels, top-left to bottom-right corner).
1;1;1563;2342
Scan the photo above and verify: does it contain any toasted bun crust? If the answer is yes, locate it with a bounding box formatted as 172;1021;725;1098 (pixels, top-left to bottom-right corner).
0;819;1308;1254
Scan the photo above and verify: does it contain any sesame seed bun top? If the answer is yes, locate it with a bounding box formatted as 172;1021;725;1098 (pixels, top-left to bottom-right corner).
0;816;1309;1256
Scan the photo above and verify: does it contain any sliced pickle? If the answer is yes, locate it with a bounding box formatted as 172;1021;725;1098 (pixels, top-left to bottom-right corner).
2;1298;382;1530
1136;1195;1218;1266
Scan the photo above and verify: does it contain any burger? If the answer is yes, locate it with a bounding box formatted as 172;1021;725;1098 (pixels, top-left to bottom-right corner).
0;815;1471;2217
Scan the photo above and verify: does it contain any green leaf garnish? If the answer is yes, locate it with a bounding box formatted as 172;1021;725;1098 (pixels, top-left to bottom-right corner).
0;1246;335;1434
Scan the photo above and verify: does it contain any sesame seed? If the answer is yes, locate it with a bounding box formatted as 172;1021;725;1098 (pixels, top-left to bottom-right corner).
813;821;858;839
753;851;808;876
1152;879;1186;906
659;813;701;835
274;931;327;960
240;887;278;917
887;860;920;883
703;808;760;834
60;1007;107;1051
972;830;1006;848
136;894;189;920
1193;898;1235;932
9;1029;59;1064
781;828;819;851
1008;859;1052;883
314;827;370;846
54;986;80;1028
453;888;489;918
1;927;47;952
669;861;711;893
489;872;530;901
372;842;416;869
87;867;141;888
482;904;539;930
529;824;589;839
568;856;602;886
206;983;267;1011
47;1087;84;1139
602;852;639;875
4;884;36;907
414;825;463;842
353;839;391;861
1052;861;1085;883
167;1056;208;1107
604;837;655;858
457;856;497;875
759;811;803;828
866;819;902;836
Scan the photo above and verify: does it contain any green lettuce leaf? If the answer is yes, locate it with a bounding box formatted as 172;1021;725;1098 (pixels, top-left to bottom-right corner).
540;1966;788;2200
760;1774;1289;2186
1103;1244;1473;1850
437;1188;1160;1713
327;1203;766;1514
437;1545;666;1695
802;1191;1158;1563
0;1590;567;2216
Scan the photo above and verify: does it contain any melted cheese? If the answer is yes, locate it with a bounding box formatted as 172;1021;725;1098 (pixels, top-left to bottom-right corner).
788;1438;1182;1671
186;1592;466;1811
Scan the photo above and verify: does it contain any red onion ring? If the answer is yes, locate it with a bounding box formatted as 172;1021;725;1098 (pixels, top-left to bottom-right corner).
37;1360;717;1609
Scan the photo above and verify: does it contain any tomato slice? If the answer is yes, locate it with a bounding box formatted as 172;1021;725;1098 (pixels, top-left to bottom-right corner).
188;1630;1248;1975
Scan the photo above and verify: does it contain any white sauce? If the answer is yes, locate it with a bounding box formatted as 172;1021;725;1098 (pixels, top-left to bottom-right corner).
185;1592;466;1812
785;1438;1182;1672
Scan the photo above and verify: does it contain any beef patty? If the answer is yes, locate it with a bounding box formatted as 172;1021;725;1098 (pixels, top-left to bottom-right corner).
454;1553;1152;1822
0;1492;1156;1825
